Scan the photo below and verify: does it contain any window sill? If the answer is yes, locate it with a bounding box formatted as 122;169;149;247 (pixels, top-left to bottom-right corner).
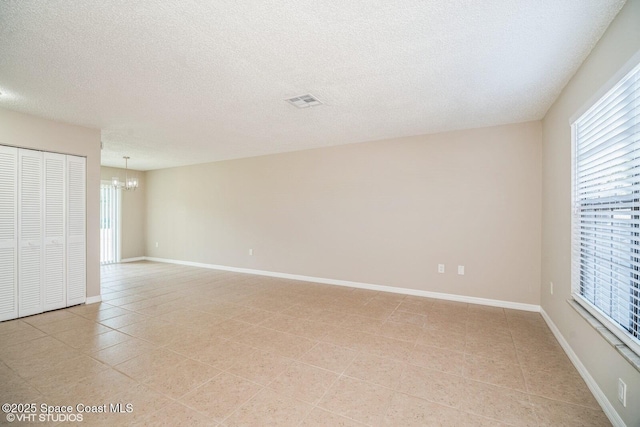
568;299;640;373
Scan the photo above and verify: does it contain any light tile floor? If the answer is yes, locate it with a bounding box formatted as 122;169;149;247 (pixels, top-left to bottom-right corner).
0;262;610;426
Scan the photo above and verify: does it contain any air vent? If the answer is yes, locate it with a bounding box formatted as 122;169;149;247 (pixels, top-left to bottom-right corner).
285;94;322;108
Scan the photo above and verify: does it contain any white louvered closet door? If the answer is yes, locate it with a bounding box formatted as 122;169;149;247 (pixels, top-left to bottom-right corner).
43;152;66;311
18;149;43;317
66;155;86;306
0;146;18;321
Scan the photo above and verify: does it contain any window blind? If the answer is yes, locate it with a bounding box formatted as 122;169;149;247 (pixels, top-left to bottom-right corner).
100;183;120;265
572;60;640;354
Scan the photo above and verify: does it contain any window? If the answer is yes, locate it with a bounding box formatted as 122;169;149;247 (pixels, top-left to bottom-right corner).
100;182;120;265
572;59;640;356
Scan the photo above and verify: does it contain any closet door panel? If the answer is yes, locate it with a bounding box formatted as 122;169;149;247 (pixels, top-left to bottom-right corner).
0;146;18;321
18;149;43;317
43;152;66;311
66;155;86;306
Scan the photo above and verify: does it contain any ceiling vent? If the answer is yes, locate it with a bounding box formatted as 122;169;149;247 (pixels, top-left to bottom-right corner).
285;94;322;108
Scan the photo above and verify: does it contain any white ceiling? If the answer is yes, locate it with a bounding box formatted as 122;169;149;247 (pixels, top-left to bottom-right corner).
0;1;626;171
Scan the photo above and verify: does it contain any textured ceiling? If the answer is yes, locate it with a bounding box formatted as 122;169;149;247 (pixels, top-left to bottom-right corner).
0;0;626;171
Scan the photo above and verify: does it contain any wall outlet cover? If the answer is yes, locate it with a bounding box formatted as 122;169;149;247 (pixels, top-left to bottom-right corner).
618;378;627;407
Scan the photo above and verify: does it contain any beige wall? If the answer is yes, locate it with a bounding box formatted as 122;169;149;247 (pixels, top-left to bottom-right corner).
0;108;101;299
146;121;541;305
100;166;146;260
541;1;640;425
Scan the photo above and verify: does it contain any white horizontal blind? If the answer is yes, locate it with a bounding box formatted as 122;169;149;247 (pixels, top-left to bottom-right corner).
572;60;640;354
100;183;119;265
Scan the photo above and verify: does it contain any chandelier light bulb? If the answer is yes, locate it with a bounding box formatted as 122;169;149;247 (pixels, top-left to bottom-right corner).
113;156;138;191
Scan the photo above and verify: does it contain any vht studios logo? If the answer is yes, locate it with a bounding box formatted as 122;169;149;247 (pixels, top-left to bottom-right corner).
6;413;83;423
4;403;132;422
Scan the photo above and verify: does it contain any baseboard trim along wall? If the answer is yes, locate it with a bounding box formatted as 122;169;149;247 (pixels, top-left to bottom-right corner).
120;257;146;263
540;308;624;427
85;295;102;305
143;256;540;312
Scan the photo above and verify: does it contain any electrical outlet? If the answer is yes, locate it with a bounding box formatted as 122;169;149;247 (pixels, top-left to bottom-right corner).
438;264;445;274
249;248;253;256
550;282;553;295
458;265;464;275
618;378;627;407
155;242;159;248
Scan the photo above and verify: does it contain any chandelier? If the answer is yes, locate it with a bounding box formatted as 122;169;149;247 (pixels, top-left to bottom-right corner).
112;156;138;191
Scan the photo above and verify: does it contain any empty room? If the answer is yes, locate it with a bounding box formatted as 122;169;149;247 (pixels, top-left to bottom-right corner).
1;1;639;426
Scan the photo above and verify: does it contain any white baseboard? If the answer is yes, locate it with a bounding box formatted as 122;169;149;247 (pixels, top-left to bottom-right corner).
120;257;145;263
540;308;625;427
144;256;540;312
85;295;102;304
